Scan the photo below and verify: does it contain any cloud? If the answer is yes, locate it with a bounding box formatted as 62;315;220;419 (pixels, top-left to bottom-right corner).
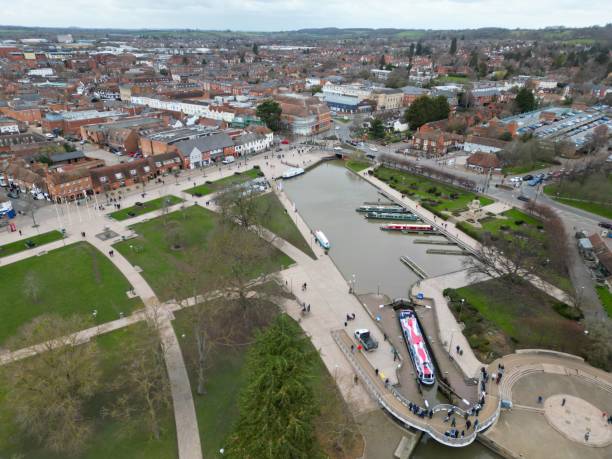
0;0;607;31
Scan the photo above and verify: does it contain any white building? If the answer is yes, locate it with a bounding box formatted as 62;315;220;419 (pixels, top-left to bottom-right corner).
234;131;274;156
27;68;54;77
130;96;236;123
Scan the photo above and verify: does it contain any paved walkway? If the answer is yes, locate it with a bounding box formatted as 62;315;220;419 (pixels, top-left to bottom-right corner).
483;351;612;458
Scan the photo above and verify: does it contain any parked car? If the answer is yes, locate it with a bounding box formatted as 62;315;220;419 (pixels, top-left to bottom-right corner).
354;329;378;351
517;195;531;202
522;174;534;181
7;191;19;199
599;222;612;230
281;139;289;145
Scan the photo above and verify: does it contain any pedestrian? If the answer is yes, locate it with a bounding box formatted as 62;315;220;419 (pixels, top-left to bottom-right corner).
346;314;351;322
466;420;471;430
350;344;354;353
384;378;389;388
375;368;379;376
81;231;85;237
354;374;358;385
18;229;22;236
451;418;456;427
538;395;543;404
456;345;460;353
344;321;347;327
585;431;590;442
307;304;310;312
351;312;356;320
561;398;566;407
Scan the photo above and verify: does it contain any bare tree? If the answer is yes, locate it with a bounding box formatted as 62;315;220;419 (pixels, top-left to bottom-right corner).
464;231;543;285
2;315;101;455
103;312;172;440
215;184;272;232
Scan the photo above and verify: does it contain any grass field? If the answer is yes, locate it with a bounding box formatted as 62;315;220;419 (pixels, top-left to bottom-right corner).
113;205;293;301
173;307;362;459
0;230;63;258
184;168;261;196
596;286;612;318
503;161;550;175
432;75;470;85
0;324;177;459
253;192;316;259
346;160;371;173
544;177;612;220
110;195;184;221
374;166;493;216
0;241;141;346
447;279;588;361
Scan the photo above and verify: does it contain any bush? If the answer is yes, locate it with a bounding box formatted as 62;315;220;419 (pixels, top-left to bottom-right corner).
553;302;584;321
514;220;524;226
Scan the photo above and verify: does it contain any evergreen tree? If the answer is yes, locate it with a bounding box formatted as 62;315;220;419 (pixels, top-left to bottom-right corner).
225;315;319;459
450;37;457;55
515;87;537;113
404;95;450;129
415;41;423;56
256;100;282;131
252;43;259;55
369;118;385;139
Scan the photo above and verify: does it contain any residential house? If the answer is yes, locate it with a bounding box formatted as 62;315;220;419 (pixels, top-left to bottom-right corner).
466;152;502;174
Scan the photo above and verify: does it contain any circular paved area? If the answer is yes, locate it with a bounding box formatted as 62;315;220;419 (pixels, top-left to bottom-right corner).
544;394;612;447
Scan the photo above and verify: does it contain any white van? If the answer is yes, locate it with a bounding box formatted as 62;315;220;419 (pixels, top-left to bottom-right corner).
222;156;236;165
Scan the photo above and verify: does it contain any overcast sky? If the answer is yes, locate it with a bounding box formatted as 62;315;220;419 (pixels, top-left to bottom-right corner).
1;0;608;31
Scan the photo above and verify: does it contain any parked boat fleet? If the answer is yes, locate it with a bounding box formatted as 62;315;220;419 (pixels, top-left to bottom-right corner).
356;202;436;233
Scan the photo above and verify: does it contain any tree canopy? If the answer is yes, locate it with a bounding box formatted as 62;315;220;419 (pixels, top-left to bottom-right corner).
225;315;319;459
256;100;282;132
515;87;537;113
369;118;386;139
403;95;450;129
450;37;457;55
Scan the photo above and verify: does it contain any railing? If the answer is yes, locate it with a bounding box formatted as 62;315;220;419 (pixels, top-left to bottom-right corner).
331;330;500;447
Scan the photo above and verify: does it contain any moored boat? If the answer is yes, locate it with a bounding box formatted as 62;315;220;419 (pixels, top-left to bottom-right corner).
282;167;305;179
398;309;435;385
380;223;434;232
314;230;330;249
366;212;419;221
356;205;407;213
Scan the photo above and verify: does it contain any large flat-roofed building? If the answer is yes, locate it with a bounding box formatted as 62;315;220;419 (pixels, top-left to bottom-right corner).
274;93;331;136
81;117;164;152
42;110;126;137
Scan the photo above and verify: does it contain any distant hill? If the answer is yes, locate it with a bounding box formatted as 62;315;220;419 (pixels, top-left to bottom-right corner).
0;24;610;43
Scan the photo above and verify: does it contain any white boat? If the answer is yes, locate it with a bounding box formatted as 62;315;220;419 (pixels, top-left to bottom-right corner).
315;230;330;249
282;167;305;179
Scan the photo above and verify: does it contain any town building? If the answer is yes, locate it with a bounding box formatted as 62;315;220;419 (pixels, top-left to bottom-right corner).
274;94;331;136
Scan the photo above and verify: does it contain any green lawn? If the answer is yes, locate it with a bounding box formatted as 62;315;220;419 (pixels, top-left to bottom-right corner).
113;205;293;301
0;241;142;346
173;307;362;459
0;230;63;258
448;279;589;362
253;192;316;259
432;75;470;85
502;161;550;175
346;160;371;173
544;175;612;220
0;324;177;459
374;166;493;218
596;286;612;318
184;168;261;196
110;195;184;221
